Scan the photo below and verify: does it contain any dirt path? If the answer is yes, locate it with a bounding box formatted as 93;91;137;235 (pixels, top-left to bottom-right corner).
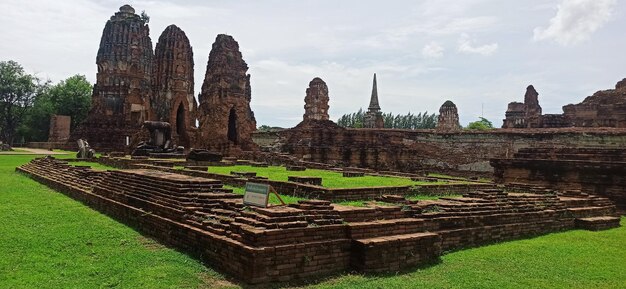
0;148;69;155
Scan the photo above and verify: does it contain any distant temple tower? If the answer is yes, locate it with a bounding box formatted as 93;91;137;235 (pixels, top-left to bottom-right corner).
523;85;543;128
363;73;384;128
503;85;543;128
436;100;461;132
303;77;330;121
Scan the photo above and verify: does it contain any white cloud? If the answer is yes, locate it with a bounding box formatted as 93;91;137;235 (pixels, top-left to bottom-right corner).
533;0;616;45
422;42;445;59
457;34;498;55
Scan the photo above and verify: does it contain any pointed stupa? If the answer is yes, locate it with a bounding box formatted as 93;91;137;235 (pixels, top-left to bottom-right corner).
368;73;381;112
363;73;384;128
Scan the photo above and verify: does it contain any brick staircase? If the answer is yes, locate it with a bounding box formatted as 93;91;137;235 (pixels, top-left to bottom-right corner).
558;191;620;230
343;188;620;272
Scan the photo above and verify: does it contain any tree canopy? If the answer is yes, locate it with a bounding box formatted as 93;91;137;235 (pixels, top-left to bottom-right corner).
20;74;92;142
0;61;43;145
337;109;438;129
465;117;494;130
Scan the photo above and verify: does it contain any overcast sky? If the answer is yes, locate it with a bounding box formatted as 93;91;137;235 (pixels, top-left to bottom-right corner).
1;0;624;127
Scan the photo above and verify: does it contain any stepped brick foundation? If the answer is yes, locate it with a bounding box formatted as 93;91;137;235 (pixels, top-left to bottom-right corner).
18;157;620;284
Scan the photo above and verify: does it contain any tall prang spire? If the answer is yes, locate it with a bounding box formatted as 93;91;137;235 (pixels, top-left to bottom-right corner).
368;73;381;112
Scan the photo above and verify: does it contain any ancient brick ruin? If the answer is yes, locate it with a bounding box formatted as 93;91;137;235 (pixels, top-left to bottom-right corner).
503;79;626;128
18;157;620;284
503;85;542;128
491;147;626;213
279;122;626;175
276;77;626;176
24;3;626;286
303;77;330;121
48;115;71;142
72;6;256;155
436;100;461;132
363;74;384;128
196;34;257;154
152;24;197;147
71;5;154;151
562;79;626;127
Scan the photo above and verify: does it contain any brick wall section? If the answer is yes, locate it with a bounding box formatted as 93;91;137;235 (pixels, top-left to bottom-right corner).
278;123;626;174
491;147;626;211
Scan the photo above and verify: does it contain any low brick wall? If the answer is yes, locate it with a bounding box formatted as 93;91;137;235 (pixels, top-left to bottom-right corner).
142;165;493;201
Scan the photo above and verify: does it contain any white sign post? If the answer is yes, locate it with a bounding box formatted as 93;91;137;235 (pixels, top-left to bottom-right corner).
243;182;286;208
244;182;270;207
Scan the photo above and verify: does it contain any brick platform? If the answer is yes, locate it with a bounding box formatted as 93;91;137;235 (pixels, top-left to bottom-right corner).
17;157;621;284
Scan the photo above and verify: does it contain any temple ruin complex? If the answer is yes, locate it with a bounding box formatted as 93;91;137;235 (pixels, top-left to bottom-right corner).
503;80;626;128
71;6;255;155
18;3;626;286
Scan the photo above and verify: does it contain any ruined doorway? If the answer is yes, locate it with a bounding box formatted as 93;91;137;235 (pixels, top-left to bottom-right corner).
227;108;238;145
175;103;187;145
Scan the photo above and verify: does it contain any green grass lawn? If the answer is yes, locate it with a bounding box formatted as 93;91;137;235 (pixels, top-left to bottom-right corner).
2;153;625;288
209;165;450;188
0;154;236;289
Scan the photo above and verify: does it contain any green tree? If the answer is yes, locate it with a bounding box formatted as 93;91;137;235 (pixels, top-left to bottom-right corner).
338;108;365;128
20;75;92;142
337;109;437;129
0;61;42;145
48;75;92;130
466;117;494;130
18;88;54;142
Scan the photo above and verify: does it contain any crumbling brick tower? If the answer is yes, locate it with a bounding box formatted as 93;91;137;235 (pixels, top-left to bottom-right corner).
196;34;257;154
436;100;461;132
303;77;330;121
152;24;197;147
72;5;154;151
503;85;543;128
523;85;543;128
